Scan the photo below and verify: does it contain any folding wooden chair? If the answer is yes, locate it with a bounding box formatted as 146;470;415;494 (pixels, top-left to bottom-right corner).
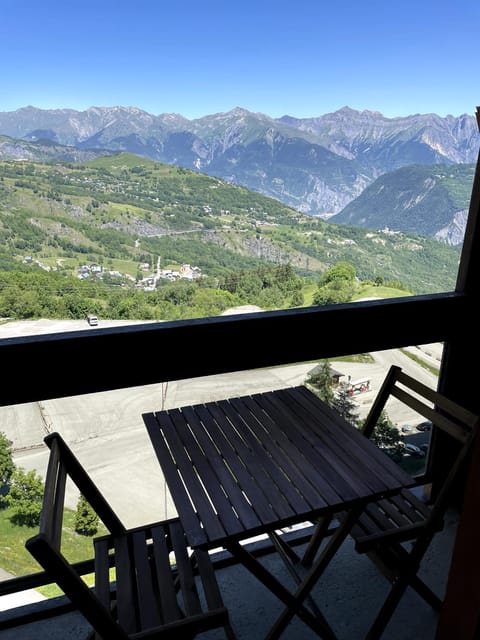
25;432;235;640
344;365;479;639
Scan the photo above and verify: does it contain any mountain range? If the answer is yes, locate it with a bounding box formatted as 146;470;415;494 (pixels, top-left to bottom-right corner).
0;105;478;225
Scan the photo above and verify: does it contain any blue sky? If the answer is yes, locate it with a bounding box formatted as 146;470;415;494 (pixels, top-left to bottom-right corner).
1;0;479;120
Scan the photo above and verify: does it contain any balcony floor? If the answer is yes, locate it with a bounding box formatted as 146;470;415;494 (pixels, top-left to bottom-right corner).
0;508;458;640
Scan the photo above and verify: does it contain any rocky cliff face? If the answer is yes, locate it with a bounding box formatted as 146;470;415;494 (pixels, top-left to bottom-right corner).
0;135;109;162
435;209;469;245
278;107;479;168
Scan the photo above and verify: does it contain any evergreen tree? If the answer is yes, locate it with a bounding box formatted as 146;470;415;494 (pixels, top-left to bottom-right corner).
74;494;99;536
331;382;360;427
306;360;335;405
367;410;402;454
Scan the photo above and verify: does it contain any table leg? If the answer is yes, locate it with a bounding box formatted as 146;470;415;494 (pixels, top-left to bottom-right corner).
301;515;335;567
224;539;337;639
265;506;363;640
269;530;331;627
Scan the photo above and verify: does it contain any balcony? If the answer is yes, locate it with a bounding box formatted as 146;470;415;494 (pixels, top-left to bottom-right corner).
0;304;477;638
0;505;458;639
0;349;466;639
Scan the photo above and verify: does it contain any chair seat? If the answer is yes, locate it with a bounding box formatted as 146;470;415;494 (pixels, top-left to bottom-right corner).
344;488;442;554
93;518;230;638
328;365;480;639
26;433;235;640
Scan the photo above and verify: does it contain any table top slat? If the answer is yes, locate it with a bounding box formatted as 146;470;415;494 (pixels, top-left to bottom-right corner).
233;394;339;506
270;388;389;496
160;408;232;544
169;407;246;538
201;402;296;524
293;386;413;488
218;398;311;518
181;404;263;532
143;411;211;547
256;391;364;504
143;386;415;550
229;394;326;512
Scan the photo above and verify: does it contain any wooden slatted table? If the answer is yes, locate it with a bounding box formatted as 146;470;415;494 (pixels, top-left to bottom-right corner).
143;385;414;639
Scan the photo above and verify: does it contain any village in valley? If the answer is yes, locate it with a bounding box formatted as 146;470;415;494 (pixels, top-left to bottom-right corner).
77;260;203;291
23;254;204;292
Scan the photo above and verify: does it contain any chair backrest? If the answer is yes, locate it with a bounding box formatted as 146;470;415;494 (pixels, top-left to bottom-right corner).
27;433;234;640
362;365;479;527
26;432;130;639
39;432;125;546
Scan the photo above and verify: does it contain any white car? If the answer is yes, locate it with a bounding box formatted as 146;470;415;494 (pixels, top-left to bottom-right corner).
87;314;99;326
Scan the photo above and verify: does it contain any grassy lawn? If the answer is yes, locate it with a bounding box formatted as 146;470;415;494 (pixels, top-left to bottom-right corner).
352;285;411;301
400;347;440;376
331;353;375;364
107;258;141;277
302;282;409;308
301;283;318;306
0;505;107;597
397;455;428;477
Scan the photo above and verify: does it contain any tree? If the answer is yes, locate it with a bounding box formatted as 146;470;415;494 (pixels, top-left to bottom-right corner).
318;261;356;287
5;467;44;527
312;283;353;306
0;432;14;487
75;494;99;536
331;382;360;427
313;261;357;306
289;290;304;308
368;410;403;455
306;360;335;405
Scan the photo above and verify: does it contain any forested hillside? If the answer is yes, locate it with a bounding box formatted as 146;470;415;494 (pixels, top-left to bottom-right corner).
330;163;474;244
0;153;461;322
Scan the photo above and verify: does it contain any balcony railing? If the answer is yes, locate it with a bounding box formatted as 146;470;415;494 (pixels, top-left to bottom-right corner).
0;508;458;639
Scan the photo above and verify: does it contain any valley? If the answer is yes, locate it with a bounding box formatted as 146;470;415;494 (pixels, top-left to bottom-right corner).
0;154;461;309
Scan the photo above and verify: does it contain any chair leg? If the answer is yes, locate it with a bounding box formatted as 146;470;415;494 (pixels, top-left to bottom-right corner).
410;574;442;610
365;535;440;639
365;577;411;640
224;619;237;640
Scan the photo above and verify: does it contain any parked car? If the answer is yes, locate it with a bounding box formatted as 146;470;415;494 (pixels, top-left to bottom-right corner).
401;424;413;433
401;442;425;458
416;420;432;432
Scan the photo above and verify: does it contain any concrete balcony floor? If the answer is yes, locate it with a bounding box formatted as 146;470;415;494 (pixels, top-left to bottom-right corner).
0;508;458;640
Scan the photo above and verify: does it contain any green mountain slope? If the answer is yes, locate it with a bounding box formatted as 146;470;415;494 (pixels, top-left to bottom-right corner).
0;153;460;295
330;164;475;244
